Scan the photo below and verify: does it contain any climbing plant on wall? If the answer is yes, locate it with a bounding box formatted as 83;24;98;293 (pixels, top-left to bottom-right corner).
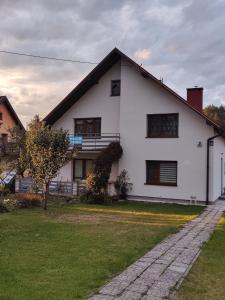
86;142;123;195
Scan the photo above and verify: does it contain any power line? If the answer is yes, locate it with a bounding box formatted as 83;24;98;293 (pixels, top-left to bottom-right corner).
0;50;98;65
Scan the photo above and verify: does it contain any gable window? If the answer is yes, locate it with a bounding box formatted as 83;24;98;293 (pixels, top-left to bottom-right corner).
0;112;2;121
74;118;101;137
147;114;178;138
146;160;177;186
73;159;94;180
111;80;120;96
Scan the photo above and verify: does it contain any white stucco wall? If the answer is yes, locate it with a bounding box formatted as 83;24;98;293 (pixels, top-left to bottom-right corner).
119;59;216;203
52;61;121;182
54;61;121;134
210;137;225;202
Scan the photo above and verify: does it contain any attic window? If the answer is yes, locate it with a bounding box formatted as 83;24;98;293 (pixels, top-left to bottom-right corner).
111;80;120;96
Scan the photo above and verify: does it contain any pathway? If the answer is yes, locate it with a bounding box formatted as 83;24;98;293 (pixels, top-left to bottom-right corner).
88;201;225;300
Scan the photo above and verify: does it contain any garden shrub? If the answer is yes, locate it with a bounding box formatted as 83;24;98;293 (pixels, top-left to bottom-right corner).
79;191;115;205
0;198;18;212
0;201;8;213
0;184;11;196
85;142;123;203
114;169;133;199
15;192;42;208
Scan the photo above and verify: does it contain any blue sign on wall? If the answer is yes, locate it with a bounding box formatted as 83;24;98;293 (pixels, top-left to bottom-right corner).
69;136;83;145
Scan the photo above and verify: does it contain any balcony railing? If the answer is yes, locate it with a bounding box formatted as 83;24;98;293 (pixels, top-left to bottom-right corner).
69;133;120;151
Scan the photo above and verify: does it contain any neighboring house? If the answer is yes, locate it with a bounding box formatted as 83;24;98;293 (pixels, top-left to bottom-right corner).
44;48;225;205
0;96;24;153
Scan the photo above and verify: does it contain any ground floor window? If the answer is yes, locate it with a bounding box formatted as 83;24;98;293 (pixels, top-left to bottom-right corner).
73;159;94;180
146;160;177;186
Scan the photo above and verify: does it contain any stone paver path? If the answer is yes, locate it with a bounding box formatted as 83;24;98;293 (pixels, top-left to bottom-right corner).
88;202;225;300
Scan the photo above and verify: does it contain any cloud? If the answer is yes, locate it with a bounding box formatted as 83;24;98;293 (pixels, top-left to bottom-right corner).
0;0;225;126
134;48;151;61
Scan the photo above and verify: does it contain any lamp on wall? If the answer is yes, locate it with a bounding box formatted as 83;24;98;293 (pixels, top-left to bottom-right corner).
197;141;202;148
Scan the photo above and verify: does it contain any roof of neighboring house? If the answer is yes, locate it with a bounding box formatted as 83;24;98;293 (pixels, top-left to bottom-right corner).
44;47;224;135
0;96;24;130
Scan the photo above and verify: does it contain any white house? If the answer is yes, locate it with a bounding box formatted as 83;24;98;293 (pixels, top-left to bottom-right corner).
44;48;225;205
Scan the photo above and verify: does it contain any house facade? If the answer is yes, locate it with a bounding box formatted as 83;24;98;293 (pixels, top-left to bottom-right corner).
0;96;24;152
45;48;225;204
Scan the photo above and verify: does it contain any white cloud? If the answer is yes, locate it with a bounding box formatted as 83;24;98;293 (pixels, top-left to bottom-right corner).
0;0;225;126
134;48;151;61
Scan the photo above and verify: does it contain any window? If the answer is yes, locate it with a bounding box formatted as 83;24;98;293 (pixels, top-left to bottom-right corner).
147;114;178;138
73;159;94;180
111;80;120;96
146;160;177;186
74;118;101;137
0;112;2;121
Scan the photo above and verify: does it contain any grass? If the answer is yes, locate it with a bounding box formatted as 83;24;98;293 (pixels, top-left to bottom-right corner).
175;214;225;300
0;200;203;300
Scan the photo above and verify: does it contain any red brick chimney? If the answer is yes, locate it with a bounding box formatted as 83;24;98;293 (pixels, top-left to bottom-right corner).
187;87;203;112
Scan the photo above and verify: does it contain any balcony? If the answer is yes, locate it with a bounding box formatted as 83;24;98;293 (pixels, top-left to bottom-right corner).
69;133;120;151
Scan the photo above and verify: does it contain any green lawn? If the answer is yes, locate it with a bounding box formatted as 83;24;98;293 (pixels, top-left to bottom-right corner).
175;214;225;300
0;201;203;300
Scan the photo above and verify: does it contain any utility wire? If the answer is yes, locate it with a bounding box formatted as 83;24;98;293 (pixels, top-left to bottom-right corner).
0;50;98;65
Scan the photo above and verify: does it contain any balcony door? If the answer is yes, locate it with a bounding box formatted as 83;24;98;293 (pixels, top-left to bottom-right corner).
74;118;101;138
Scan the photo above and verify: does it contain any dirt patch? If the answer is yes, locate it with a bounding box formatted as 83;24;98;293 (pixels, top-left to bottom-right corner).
55;212;118;224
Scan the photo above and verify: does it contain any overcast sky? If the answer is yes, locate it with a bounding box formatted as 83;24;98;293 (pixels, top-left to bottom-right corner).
0;0;225;126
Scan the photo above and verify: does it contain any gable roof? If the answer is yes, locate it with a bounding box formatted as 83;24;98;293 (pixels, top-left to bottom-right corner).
44;48;224;134
0;96;24;130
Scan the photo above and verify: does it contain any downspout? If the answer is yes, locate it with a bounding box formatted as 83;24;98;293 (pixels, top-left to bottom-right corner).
206;133;221;205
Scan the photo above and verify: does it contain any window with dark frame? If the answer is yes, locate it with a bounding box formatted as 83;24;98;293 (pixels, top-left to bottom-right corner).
74;118;101;137
73;159;94;180
111;80;120;96
147;114;178;138
146;160;177;186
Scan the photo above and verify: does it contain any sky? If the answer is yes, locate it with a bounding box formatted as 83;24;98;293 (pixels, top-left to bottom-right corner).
0;0;225;126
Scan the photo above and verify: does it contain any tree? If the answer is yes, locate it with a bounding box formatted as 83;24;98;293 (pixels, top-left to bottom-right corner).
19;115;74;209
204;105;225;129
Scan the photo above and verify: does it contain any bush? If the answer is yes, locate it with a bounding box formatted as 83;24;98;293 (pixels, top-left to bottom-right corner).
79;192;115;205
87;142;123;194
0;201;8;213
0;184;11;196
114;169;133;199
15;192;42;208
0;198;18;212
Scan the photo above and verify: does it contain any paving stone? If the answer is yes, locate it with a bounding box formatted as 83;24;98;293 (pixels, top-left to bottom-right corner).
168;264;188;274
88;203;225;300
115;290;142;300
137;264;166;285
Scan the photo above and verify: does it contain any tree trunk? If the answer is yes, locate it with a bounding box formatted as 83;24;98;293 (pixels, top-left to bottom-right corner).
42;182;49;210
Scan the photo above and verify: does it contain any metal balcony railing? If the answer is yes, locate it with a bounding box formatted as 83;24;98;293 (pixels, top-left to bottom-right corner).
69;133;120;151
